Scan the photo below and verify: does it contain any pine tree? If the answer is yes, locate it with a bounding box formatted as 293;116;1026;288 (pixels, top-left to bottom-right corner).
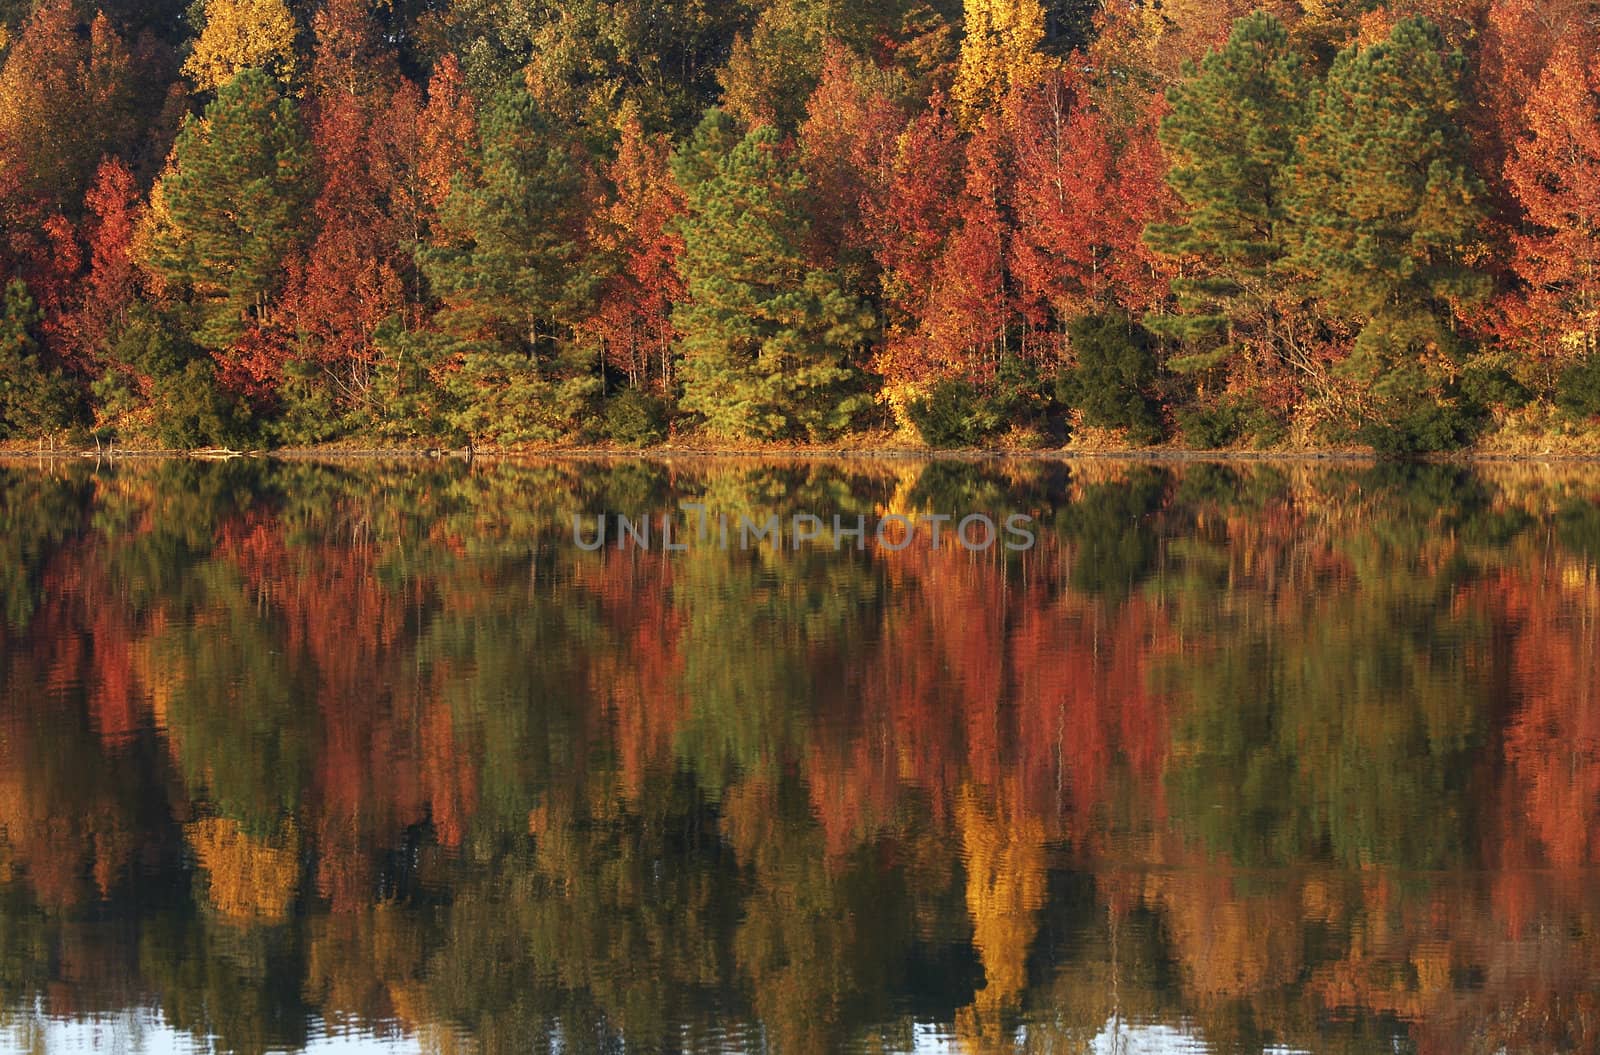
420;86;597;444
0;280;77;439
1144;11;1310;377
144;67;312;353
671;111;873;441
1284;16;1490;447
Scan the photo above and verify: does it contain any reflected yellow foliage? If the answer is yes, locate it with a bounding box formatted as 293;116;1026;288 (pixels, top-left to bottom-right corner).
955;780;1047;1051
187;817;300;921
1146;870;1302;1003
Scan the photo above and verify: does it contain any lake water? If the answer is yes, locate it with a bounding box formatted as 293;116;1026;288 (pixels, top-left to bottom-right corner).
0;456;1597;1054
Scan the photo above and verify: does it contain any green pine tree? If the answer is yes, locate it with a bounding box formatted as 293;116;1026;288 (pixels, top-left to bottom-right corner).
422;86;601;445
671;111;873;442
1144;10;1310;378
0;279;78;440
145;67;312;353
1284;16;1489;448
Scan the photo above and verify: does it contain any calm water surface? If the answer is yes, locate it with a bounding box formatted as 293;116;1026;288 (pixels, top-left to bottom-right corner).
0;456;1597;1054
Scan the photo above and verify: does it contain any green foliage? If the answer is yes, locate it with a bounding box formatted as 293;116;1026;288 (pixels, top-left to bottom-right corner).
267;358;342;446
420;86;603;446
906;357;1055;448
102;305;247;448
1555;354;1600;418
1353;380;1485;455
905;378;987;447
156;361;246;449
1285;18;1487;351
367;322;458;444
671;113;874;442
1058;312;1162;443
1282;18;1491;448
0;280;79;439
446;351;605;446
603;387;670;446
1176;395;1284;449
1146;11;1309;355
424;86;590;363
145;68;312;353
1460;360;1532;411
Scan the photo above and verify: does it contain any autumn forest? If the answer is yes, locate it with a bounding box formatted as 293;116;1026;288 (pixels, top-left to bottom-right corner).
4;0;1600;453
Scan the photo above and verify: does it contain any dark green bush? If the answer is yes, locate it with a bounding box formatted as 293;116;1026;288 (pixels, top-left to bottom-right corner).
1058;312;1162;444
154;361;247;449
906;358;1060;449
1357;398;1483;455
1176;402;1242;449
1460;362;1531;410
605;388;670;446
1556;354;1600;418
1176;396;1286;449
906;378;985;448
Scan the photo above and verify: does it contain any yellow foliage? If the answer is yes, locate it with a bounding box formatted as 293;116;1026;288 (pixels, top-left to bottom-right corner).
183;0;298;92
951;0;1051;125
1411;941;1453;994
954;782;1048;1050
187;816;300;921
875;380;930;437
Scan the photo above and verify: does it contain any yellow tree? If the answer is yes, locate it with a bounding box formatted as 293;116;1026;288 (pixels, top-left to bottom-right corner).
951;0;1050;126
183;0;299;92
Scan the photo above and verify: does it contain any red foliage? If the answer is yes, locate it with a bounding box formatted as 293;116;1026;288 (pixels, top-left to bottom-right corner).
917;116;1014;383
416;56;478;237
862;96;965;353
62;158;142;368
1010;78;1173;341
272;0;423;410
1008;71;1115;339
798;45;905;267
1503;41;1600;363
584;113;686;390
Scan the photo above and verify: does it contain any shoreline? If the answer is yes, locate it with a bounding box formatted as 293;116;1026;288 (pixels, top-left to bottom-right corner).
6;442;1600;464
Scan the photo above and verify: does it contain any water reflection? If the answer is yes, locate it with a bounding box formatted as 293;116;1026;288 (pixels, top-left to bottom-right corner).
0;456;1597;1053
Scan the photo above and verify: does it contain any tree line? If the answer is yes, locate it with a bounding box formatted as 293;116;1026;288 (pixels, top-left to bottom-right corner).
1;0;1598;452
